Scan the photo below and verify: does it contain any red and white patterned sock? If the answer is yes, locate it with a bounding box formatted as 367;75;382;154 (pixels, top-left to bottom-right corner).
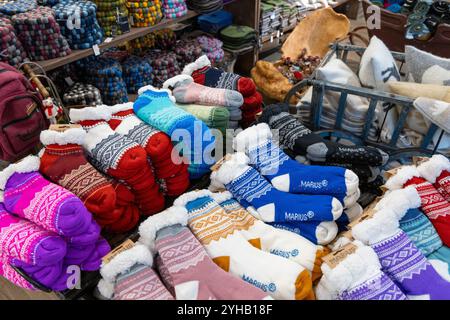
417;154;450;202
386;165;450;246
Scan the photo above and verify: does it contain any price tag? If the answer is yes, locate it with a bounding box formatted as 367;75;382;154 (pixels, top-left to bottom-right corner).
64;77;74;86
277;30;280;38
102;239;135;264
104;37;113;43
49;124;81;132
322;243;358;269
270;35;274;43
93;44;100;56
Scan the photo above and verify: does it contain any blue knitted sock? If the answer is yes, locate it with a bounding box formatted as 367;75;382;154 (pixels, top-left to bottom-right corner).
400;208;443;256
211;153;343;223
234;124;360;208
134;85;215;178
428;246;450;277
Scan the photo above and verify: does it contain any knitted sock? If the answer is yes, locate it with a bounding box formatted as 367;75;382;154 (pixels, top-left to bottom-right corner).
259;103;389;166
211;153;343;223
428;246;450;276
0;156;96;243
140;211;271;300
386;166;450;247
70;107;165;215
11;258;67;291
209;191;329;277
182;55;256;97
0;257;35;290
140;205;312;300
133;85;215;179
318;241;407;300
352;210;450;300
78;237;111;272
163;75;244;109
39;128;120;226
417;154;450;202
98;244;174;300
106;103;190;196
0;203;67;266
234;123;360;208
336;203;364;230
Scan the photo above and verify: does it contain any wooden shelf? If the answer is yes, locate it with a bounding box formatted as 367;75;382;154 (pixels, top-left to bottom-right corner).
35;10;199;72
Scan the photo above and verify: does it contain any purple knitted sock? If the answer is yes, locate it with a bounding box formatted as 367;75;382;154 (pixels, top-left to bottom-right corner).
80;238;111;271
0;203;66;266
12;258;64;290
0;156;93;239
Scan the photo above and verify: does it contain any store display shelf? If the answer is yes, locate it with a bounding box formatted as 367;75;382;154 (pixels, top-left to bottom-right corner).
35;10;199;72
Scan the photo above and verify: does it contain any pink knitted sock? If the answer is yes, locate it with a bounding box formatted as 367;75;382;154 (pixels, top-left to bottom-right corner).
0;156;95;241
163;75;244;108
139;208;270;300
0;203;67;266
0;257;35;290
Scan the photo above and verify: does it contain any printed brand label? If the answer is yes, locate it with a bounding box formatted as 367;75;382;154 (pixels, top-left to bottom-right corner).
284;211;315;221
242;275;277;293
300;179;328;189
270;249;299;259
323;243;358;269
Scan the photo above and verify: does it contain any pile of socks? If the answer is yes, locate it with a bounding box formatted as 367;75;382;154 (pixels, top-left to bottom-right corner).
11;6;71;61
127;0;163;27
152;28;177;49
144;50;181;87
0;0;37;16
183;55;262;128
121;55;154;93
0;17;28;68
0;156;110;291
82;57;128;105
220;24;257;51
197;10;233;34
70;106;167;215
93;0;128;36
63;82;103;107
162;0;187;19
133;85;215;179
173;39;203;67
259;1;282;39
39;128;140;232
177;103;230;136
186;0;222;14
128;33;155;55
53;0;103;50
196;35;224;64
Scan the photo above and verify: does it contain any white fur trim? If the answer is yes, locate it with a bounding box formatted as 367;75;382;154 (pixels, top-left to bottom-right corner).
209;191;234;204
351;210;399;245
329;236;352;251
162;75;193;90
108;102;134;114
344;203;363;222
137;85;177;103
70;106;111;123
138;206;188;251
174;189;214;207
417;155;450;183
115;117;142;135
100;244;153;285
97;279;115;299
385;166;420;190
212;153;251;185
208;172;226;191
182;55;211;76
233;123;273;153
83;123;116;152
0;156;40;190
40;128;86;146
374;186;421;220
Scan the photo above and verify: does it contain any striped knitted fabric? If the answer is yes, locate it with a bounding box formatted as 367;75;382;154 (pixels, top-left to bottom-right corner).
171;192;315;300
0;156;99;245
98;244;174;300
106;103;190;196
139;206;272;300
399;208;443;256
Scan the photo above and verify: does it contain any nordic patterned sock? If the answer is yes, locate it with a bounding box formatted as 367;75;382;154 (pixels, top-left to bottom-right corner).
69;107;165;216
182;55;256;97
211;153;343;223
234;123;360;207
66;237;110;272
0;156;97;244
163;75;244;109
139;207;272;300
97;244;174;300
133;85;215;179
352;211;450;300
319;241;407;300
428;246;450;277
0;203;66;266
11;258;67;291
0;257;35;290
39;128;120;226
417;154;450;202
210;191;330;278
106;103;190;195
386;166;450;247
258;103;389;166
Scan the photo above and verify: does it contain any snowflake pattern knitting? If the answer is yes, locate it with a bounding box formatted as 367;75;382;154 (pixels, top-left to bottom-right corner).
226;167;273;203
